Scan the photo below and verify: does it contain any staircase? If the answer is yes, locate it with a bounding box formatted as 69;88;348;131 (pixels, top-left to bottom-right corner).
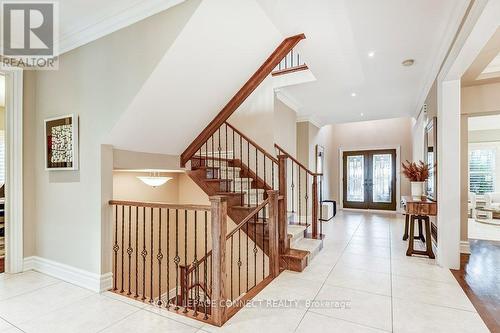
109;33;328;328
185;119;322;273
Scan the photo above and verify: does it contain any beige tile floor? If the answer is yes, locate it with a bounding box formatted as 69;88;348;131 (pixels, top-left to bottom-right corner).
0;211;490;332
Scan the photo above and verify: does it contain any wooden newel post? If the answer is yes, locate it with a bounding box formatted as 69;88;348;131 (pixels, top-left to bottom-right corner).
278;155;288;254
267;190;280;277
210;195;228;326
312;175;318;238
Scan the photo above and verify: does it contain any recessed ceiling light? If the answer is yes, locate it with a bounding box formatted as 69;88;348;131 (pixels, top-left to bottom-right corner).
402;59;415;67
351;92;357;97
360;113;364;117
368;51;375;58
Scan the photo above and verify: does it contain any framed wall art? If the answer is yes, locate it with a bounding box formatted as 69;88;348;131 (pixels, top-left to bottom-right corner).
44;114;79;170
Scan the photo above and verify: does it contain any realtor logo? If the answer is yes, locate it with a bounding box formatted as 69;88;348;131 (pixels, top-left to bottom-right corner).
1;1;58;69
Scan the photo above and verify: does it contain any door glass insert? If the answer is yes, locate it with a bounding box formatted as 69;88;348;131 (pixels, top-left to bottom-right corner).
372;154;392;203
347;155;364;202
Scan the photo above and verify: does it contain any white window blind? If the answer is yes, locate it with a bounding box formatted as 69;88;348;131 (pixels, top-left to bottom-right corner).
469;147;496;195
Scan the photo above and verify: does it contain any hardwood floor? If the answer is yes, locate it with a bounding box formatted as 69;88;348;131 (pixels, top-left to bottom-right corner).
451;239;500;333
0;257;4;273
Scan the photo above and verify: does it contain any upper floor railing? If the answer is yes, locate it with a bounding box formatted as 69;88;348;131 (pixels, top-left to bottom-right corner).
272;48;308;76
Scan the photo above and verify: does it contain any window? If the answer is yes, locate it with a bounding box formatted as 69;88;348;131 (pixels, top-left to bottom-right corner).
469;147;496;195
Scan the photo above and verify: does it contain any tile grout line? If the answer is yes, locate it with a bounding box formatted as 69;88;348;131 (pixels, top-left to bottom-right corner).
292;212;364;332
0;314;27;333
306;309;391;333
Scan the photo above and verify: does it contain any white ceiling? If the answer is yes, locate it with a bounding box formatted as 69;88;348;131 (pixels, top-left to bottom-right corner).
469;114;500;131
257;0;468;125
56;0;185;54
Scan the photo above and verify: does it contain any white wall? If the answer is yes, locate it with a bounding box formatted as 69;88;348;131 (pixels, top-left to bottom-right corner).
108;0;283;155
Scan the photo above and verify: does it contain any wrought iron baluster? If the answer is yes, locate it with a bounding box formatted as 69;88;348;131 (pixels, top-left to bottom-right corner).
157;208;163;306
120;205;124;293
305;175;309;227
166;209;170;308
291;161;295;213
203;211;208;320
238;229;241;297
225;123;228;182
298;166;302;225
240;135;243;205
253;216;257;288
193;211;199;316
113;205;118;291
149;207;154;303
134;206;139;298
247;140;250;207
127;206;132;295
230;236;234;300
141;207;146;301
174;209;180;310
183;210;188;313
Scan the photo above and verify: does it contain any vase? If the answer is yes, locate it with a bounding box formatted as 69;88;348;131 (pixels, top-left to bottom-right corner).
411;181;425;198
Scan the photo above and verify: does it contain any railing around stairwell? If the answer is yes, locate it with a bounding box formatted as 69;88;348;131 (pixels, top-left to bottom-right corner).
272;47;308;76
275;144;323;239
109;192;280;327
191;121;280;207
109;200;213;323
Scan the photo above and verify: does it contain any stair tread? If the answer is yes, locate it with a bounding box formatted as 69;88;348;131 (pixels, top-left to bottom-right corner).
288;225;306;238
281;248;310;259
292;238;322;253
204;178;233;183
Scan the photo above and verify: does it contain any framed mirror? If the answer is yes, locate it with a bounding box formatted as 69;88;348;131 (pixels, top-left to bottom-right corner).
424;117;437;200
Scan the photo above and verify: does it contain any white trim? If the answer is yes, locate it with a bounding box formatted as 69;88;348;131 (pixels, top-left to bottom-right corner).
460;240;471;254
0;66;24;274
296;115;323;129
338;145;402;212
57;0;185;55
23;256;113;293
275;90;302;113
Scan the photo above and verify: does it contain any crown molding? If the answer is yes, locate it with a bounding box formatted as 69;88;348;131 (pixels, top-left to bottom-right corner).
296;115;323;128
275;90;301;113
56;0;185;55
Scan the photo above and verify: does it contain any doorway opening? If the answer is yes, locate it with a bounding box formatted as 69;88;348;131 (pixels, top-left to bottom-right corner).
342;149;397;211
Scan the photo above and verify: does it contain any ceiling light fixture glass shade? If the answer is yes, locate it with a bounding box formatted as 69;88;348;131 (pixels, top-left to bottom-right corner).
137;172;172;187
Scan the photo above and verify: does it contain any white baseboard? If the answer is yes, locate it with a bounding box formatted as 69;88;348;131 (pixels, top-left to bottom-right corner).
460;240;471;254
23;256;113;293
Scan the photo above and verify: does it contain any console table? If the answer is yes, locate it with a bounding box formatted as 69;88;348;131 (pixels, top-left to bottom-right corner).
401;196;437;259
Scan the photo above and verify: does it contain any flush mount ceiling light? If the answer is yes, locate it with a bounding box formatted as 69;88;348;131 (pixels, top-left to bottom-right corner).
360;113;364;117
351;92;357;97
368;51;375;58
402;59;415;67
137;172;172;188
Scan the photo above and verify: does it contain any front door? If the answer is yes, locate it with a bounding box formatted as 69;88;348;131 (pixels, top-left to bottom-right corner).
343;149;396;210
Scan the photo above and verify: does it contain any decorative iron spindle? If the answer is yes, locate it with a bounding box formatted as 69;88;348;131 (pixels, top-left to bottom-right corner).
127;206;132;295
113;205;118;291
142;207;146;301
183;210;188;313
120;205;124;293
149;208;154;303
134;206;139;298
157;209;163;306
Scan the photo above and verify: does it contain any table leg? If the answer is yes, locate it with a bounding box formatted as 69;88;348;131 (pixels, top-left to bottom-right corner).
406;215;415;256
417;218;425;243
424;217;435;259
403;214;409;241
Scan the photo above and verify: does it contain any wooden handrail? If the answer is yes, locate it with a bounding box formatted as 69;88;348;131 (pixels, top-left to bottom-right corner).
225;122;278;164
180;33;306;167
109;200;211;211
274;143;322;176
226;198;270;239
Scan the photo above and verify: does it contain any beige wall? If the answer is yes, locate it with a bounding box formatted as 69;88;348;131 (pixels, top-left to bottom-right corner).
322;117;413;205
462;82;500;115
22;0;201;274
273;98;297;156
113;172;180;203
